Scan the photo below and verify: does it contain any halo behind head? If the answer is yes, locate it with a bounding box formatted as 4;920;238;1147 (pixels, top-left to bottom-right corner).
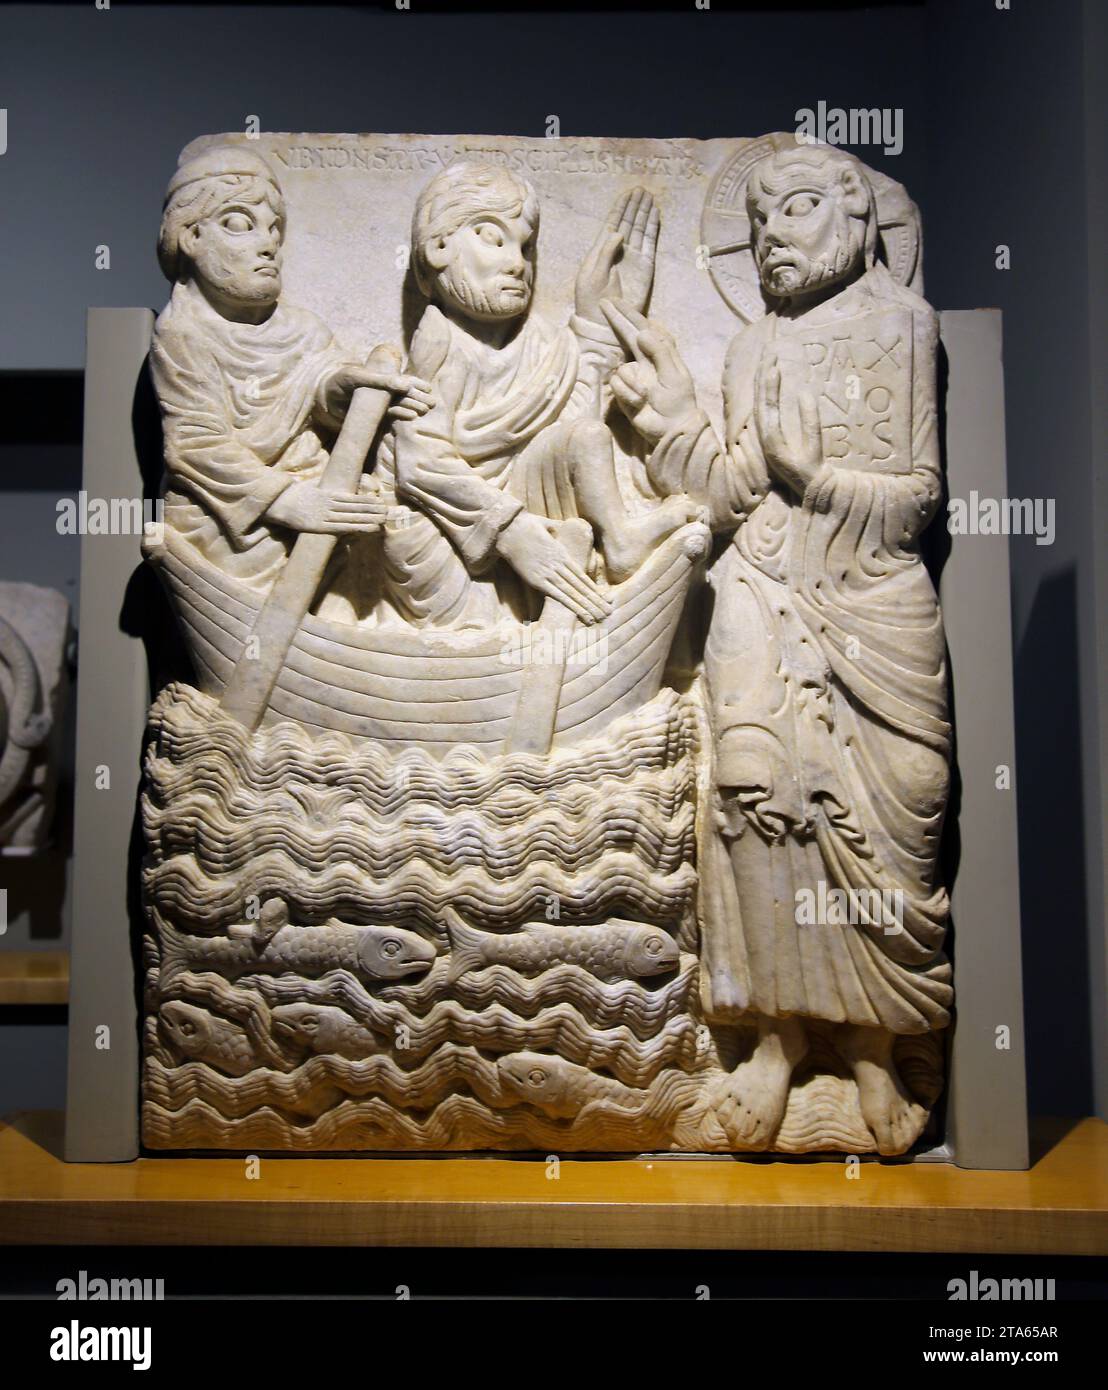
746;143;878;269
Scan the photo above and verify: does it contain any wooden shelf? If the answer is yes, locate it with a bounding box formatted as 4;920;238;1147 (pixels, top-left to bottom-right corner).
0;1112;1105;1252
0;951;68;1004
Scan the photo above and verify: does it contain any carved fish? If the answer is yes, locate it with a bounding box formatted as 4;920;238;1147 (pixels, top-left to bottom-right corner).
445;912;678;983
161;899;436;983
159;1001;255;1077
496;1051;641;1118
271;1003;386;1060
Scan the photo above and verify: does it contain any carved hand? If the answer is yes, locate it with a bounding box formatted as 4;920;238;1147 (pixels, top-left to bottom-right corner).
575;187;660;322
318;365;435;424
603;299;699;445
496;511;612;626
265;481;391;536
754;348;823;495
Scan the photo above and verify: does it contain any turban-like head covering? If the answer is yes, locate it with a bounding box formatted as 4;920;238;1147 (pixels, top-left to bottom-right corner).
157;145;284;281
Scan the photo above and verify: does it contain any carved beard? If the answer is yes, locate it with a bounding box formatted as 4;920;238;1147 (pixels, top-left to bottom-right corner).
436;263;531;321
761;217;865;300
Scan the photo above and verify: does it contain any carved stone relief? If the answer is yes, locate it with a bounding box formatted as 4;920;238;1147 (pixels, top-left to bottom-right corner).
0;583;70;854
140;133;949;1154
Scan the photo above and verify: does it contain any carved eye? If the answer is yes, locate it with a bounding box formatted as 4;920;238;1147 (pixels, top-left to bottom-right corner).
381;939;402;957
644;935;665;955
301;1014;320;1033
221;211;256;234
784;194;819;218
527;1067;547;1087
179;1020;196;1037
475;222;504;248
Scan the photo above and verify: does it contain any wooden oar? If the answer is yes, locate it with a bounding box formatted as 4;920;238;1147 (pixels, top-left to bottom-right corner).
219;344;400;731
504;518;594;756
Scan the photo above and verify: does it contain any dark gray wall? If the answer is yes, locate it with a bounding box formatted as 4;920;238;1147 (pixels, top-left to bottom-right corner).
923;0;1104;1120
0;1;1102;1123
0;4;933;371
1083;0;1108;1123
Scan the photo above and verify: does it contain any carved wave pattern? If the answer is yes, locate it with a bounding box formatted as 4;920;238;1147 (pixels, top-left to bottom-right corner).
141;683;944;1152
143;684;694;932
142;1045;918;1154
142;683;716;1150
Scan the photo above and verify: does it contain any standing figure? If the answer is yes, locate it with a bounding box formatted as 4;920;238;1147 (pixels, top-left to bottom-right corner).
609;143;952;1154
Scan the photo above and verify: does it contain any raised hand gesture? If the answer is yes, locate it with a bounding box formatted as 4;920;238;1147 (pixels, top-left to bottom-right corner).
575;187;660;323
603;299;699;446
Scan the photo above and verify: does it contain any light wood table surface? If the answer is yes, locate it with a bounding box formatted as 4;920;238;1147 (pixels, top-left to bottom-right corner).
0;952;69;1005
0;1112;1104;1252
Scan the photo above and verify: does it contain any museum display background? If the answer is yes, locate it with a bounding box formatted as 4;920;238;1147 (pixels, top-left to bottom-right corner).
0;0;1104;1135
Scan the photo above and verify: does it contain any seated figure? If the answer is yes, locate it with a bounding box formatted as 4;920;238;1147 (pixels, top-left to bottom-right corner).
150;145;430;615
377;161;695;629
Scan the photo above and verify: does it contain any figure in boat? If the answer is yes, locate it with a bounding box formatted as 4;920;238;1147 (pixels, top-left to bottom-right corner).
149;149;698;644
147;145;432;618
376;160;701;632
145;148;708;750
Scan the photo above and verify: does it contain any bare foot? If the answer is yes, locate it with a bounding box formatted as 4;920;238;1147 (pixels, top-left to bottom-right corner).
839;1025;927;1155
708;1014;808;1150
602;495;699;583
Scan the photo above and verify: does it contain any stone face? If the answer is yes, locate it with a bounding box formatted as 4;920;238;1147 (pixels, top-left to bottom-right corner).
139;132;949;1155
0;582;70;854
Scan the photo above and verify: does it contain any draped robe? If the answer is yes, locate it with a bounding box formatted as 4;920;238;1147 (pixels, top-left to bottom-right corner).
648;264;952;1034
150;283;358;599
377;305;623;628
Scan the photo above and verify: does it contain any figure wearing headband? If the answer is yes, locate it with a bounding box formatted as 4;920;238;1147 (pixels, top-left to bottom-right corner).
150;146;433;612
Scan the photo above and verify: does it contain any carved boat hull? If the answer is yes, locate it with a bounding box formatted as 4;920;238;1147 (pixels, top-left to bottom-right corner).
149;522;709;751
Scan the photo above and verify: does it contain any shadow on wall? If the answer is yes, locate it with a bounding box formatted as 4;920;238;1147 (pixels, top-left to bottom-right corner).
1016;569;1093;1117
929;339;957;1148
0;372;82;944
1;845;69;943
